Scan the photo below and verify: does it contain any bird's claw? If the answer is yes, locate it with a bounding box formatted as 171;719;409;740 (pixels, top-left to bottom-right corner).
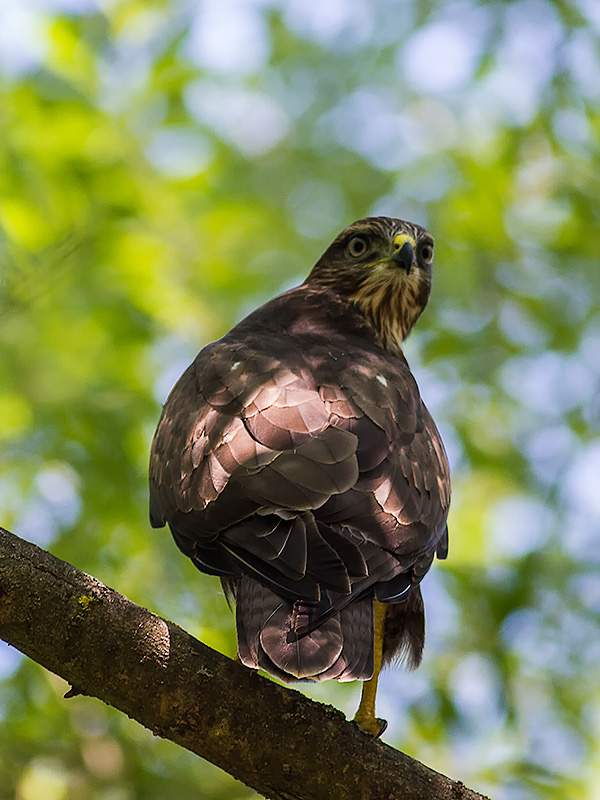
353;715;388;738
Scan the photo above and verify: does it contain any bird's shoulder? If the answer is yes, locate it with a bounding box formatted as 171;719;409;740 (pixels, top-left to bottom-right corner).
220;283;380;356
204;283;419;395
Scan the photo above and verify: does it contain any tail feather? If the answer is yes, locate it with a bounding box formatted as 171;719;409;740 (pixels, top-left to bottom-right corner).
338;600;375;680
317;598;374;681
235;576;374;682
261;603;344;680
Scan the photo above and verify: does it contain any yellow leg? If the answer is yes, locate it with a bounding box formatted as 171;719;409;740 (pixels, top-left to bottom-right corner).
352;600;388;737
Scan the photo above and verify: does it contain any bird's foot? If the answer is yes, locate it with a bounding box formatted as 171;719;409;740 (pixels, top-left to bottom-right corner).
352;713;388;738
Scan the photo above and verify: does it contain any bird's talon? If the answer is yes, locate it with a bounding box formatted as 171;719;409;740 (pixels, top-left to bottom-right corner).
353;715;388;737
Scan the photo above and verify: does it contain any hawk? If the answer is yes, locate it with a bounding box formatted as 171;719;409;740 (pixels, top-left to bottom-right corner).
149;216;450;736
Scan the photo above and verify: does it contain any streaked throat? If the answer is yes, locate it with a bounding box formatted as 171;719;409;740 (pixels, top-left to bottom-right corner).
350;264;430;354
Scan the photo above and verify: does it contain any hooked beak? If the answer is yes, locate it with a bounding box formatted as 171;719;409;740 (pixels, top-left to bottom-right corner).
392;235;415;274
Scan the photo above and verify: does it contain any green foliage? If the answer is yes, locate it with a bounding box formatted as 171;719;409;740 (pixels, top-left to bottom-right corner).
1;1;599;798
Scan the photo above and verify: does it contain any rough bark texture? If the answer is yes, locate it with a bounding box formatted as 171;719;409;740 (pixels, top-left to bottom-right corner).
0;526;490;800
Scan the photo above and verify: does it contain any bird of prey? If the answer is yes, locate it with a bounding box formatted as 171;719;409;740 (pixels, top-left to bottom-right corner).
149;216;450;736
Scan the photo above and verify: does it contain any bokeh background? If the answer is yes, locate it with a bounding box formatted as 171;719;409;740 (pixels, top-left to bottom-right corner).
1;0;599;798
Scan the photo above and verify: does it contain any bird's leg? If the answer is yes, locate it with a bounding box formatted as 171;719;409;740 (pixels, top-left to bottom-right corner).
352;600;388;737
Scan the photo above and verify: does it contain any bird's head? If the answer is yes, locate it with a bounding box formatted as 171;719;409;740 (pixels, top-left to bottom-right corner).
306;216;435;352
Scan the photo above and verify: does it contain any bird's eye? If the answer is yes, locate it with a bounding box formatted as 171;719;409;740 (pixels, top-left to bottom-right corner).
347;236;368;258
418;242;434;266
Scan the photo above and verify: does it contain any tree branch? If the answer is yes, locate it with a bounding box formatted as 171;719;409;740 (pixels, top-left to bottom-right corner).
0;527;489;800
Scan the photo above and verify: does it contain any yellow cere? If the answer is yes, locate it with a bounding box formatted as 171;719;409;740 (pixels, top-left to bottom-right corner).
393;233;416;252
